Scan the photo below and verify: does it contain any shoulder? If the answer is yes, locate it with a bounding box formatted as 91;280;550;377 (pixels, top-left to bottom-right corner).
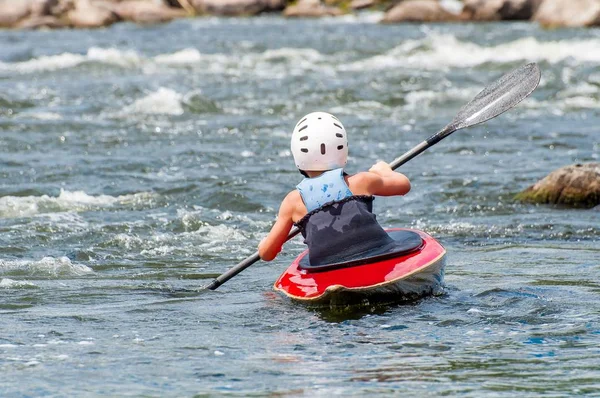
281;189;308;222
279;190;302;213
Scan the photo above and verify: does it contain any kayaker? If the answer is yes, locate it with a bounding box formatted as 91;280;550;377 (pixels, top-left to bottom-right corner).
258;112;411;265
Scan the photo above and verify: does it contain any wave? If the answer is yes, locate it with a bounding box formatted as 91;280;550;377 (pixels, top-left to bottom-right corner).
0;47;142;73
123;87;184;116
0;189;154;219
2;34;600;76
118;87;221;117
0;278;38;289
340;35;600;71
0;257;93;277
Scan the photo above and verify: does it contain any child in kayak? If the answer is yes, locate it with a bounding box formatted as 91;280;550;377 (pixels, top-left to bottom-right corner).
258;112;411;265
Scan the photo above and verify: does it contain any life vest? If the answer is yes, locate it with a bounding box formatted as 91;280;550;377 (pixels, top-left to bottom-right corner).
295;169;395;267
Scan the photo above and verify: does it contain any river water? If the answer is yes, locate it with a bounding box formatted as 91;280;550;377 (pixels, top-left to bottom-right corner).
1;14;599;396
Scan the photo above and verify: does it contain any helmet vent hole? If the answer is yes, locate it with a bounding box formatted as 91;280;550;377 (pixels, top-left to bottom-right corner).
298;125;308;132
333;123;342;129
320;144;326;154
297;118;307;126
300;148;308;153
318;117;322;120
337;145;344;150
336;133;343;138
299;136;308;141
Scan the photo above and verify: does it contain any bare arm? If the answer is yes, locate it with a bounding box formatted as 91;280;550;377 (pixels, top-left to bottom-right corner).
258;192;295;261
355;161;411;197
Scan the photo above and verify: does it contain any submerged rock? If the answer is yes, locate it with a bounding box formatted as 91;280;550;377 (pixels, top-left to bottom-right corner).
283;0;343;18
382;0;462;23
515;163;600;208
461;0;543;21
534;0;600;28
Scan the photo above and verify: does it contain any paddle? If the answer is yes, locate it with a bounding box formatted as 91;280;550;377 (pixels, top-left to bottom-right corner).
203;62;541;291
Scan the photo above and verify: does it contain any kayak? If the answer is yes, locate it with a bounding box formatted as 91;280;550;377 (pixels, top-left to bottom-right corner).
274;228;446;307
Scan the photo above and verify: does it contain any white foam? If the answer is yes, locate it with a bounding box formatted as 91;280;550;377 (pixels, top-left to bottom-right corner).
110;234;144;250
154;48;202;64
0;278;37;289
0;53;86;73
194;224;246;241
0;257;93;277
0;189;154;218
329;100;391;116
19;112;63;120
0;47;144;73
341;35;600;71
123;87;184;116
86;47;142;68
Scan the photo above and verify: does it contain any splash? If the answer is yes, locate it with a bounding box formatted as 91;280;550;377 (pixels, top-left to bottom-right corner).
123;88;184;115
0;257;93;277
0;278;37;289
341;35;600;71
0;190;154;219
0;47;144;73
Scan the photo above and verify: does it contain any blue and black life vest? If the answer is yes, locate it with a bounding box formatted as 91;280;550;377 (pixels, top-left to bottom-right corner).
295;168;397;267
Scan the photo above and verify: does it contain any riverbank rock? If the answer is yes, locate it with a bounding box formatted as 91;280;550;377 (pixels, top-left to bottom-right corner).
113;1;187;23
18;15;67;29
382;0;462;23
534;0;600;27
515;163;600;208
190;0;285;16
351;0;376;10
0;1;31;27
283;0;343;17
67;0;119;28
461;0;543;21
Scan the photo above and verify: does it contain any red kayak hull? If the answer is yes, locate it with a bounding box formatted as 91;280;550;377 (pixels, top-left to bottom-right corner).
274;228;446;306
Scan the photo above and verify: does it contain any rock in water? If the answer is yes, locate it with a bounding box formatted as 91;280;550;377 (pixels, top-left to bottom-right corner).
461;0;543;21
515;163;600;208
382;0;462;23
534;0;600;28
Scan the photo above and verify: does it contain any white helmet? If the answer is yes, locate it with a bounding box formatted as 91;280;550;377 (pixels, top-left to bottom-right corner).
290;112;348;171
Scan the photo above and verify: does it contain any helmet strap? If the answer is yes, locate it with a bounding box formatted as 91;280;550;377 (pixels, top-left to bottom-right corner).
299;170;309;178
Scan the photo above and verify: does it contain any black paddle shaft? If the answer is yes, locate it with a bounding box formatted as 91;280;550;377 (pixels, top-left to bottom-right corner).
204;63;541;291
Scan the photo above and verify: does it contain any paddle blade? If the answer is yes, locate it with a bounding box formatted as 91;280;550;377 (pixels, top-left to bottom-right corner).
451;63;541;130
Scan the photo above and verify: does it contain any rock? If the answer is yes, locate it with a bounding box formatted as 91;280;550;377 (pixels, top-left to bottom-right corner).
30;0;60;15
461;0;544;21
515;163;600;208
52;0;77;15
382;0;461;23
113;1;187;23
190;0;285;15
17;15;67;29
351;0;375;10
0;0;31;27
534;0;600;28
283;0;343;17
67;0;119;28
